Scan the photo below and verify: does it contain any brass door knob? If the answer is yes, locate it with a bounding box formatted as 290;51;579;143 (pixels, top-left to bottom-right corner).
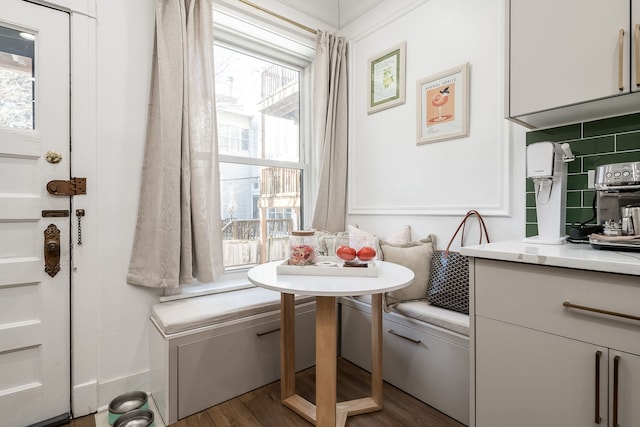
45;150;62;164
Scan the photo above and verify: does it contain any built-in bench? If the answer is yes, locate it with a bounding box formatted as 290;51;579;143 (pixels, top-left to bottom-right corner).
339;295;470;425
149;287;316;425
148;266;470;426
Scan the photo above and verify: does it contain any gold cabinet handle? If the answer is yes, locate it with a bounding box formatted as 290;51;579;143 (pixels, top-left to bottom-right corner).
619;28;625;91
635;24;640;87
594;351;602;424
563;301;640;322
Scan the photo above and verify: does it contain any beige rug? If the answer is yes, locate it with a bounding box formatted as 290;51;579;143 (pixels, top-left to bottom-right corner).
94;395;165;427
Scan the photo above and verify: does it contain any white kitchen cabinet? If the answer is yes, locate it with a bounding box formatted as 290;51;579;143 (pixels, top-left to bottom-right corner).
508;0;640;127
476;317;606;427
471;258;640;427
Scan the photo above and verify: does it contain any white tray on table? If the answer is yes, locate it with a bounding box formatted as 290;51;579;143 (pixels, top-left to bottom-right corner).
276;256;378;277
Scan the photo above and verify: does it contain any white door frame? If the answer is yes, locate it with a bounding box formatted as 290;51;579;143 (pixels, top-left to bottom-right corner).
26;0;99;417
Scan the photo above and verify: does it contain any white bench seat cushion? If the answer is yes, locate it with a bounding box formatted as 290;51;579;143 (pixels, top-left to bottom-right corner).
151;287;314;335
346;295;469;336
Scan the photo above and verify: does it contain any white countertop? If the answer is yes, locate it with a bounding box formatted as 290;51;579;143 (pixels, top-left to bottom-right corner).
460;240;640;276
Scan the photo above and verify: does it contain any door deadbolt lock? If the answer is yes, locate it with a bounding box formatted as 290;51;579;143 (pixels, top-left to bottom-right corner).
44;224;61;277
46;177;86;196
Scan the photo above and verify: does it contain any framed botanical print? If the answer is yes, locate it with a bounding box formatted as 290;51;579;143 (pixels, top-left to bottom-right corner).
367;42;406;114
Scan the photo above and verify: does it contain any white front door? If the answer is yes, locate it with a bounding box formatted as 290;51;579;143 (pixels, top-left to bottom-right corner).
0;2;71;426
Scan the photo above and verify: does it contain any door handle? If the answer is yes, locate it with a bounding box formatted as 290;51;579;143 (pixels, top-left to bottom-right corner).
44;224;61;277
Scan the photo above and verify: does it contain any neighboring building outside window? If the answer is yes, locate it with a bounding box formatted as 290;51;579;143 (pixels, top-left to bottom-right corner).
215;44;305;271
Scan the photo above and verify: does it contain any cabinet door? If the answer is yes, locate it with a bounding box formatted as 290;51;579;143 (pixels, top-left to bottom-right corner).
475;317;606;427
509;0;630;116
609;350;640;427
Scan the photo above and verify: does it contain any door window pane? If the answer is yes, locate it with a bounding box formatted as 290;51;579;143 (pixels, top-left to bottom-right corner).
0;26;35;130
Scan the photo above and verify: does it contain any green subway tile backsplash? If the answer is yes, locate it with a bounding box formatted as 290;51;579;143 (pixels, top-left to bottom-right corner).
569;136;615;157
583;151;640;170
566;191;581;207
526;124;581;145
583;112;640;137
566;208;595;224
582;190;597;208
566;174;588;190
525;112;640;237
617;132;640;151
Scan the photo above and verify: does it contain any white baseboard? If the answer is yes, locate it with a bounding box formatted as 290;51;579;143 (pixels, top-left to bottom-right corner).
72;380;98;417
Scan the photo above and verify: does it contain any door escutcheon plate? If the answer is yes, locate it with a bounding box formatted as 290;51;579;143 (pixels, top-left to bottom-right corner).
44;224;61;277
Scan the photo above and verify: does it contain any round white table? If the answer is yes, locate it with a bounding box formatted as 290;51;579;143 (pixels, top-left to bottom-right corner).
248;260;414;427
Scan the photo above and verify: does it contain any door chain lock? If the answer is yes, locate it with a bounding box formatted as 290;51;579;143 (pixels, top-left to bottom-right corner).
76;209;85;245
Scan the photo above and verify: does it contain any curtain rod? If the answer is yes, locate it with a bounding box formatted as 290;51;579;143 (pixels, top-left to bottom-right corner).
236;0;317;35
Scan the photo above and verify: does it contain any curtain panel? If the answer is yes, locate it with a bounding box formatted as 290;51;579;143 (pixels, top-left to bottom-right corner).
311;31;349;233
127;0;224;289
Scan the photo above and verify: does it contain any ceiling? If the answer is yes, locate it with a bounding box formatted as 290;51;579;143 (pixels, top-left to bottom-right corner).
276;0;386;29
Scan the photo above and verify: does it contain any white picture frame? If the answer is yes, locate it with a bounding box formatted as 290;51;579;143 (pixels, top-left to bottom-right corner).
367;42;406;114
416;63;470;144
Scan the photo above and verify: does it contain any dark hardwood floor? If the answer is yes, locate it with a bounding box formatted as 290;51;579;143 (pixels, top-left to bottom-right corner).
69;358;466;427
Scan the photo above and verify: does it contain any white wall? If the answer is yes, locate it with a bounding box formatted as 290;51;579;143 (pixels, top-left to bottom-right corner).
74;0;527;413
93;0;159;408
341;0;527;249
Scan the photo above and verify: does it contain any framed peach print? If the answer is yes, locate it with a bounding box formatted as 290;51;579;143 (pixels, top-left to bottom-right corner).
367;42;406;114
416;63;469;144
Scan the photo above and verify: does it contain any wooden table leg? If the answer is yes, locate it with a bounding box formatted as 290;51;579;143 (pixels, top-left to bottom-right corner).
280;293;383;426
371;293;383;406
316;295;337;426
281;293;296;400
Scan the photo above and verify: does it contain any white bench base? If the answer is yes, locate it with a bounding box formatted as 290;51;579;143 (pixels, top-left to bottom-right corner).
339;296;469;425
149;288;316;425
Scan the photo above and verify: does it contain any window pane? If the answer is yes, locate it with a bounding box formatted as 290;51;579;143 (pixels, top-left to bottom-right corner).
0;26;35;130
214;45;299;162
220;162;301;270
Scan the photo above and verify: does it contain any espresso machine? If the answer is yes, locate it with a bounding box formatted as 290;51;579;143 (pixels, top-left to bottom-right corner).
525;141;575;244
592;161;640;249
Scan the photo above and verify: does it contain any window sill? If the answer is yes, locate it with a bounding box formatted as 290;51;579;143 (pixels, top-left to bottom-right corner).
159;271;255;302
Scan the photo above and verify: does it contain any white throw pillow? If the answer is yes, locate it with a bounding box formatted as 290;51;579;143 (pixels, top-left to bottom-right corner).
347;224;381;256
381;225;411;245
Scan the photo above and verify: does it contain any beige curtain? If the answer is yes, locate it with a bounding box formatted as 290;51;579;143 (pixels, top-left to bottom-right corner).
311;31;349;233
127;0;224;289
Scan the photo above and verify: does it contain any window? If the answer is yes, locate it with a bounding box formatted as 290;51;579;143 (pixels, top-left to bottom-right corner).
215;44;306;272
0;26;35;130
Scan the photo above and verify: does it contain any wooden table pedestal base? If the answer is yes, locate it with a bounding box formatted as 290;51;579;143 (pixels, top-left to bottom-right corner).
280;293;384;427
